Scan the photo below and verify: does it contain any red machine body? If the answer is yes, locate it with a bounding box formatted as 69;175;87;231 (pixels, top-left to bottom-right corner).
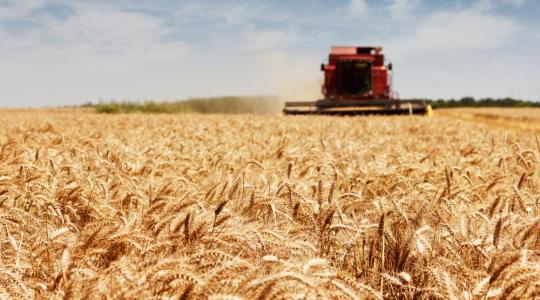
322;46;391;100
282;46;429;115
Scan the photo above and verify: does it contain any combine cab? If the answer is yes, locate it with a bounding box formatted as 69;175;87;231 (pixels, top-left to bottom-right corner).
283;46;430;115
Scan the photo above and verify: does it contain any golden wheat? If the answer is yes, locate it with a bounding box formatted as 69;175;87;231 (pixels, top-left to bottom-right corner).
0;108;538;299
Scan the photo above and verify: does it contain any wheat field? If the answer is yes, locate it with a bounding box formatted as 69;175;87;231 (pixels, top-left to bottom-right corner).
0;109;539;299
437;108;540;134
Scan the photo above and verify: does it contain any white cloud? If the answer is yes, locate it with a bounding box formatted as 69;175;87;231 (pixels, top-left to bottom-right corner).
387;9;522;57
172;1;268;27
0;1;310;106
0;0;42;20
0;2;191;106
0;2;185;55
388;0;421;18
472;0;527;11
50;7;174;54
381;3;537;100
348;0;368;17
241;28;294;52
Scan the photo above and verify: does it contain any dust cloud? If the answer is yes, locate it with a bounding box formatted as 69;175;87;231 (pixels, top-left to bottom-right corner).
259;51;323;106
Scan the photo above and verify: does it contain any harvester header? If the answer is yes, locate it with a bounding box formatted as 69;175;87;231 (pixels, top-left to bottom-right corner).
283;46;430;115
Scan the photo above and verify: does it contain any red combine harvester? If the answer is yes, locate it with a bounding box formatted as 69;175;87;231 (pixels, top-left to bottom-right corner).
283;46;430;115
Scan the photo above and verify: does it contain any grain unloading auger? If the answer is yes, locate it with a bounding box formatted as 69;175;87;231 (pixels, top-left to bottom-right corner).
283;46;432;116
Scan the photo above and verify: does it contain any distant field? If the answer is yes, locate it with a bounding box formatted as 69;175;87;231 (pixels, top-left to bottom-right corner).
0;108;538;298
437;107;540;133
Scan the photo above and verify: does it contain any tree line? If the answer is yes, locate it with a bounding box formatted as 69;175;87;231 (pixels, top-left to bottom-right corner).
428;97;540;109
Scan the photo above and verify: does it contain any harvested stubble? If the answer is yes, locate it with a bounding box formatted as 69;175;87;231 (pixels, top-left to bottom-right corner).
0;109;539;299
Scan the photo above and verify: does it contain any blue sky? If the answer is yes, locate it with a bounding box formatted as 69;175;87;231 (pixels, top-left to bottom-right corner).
0;0;539;107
